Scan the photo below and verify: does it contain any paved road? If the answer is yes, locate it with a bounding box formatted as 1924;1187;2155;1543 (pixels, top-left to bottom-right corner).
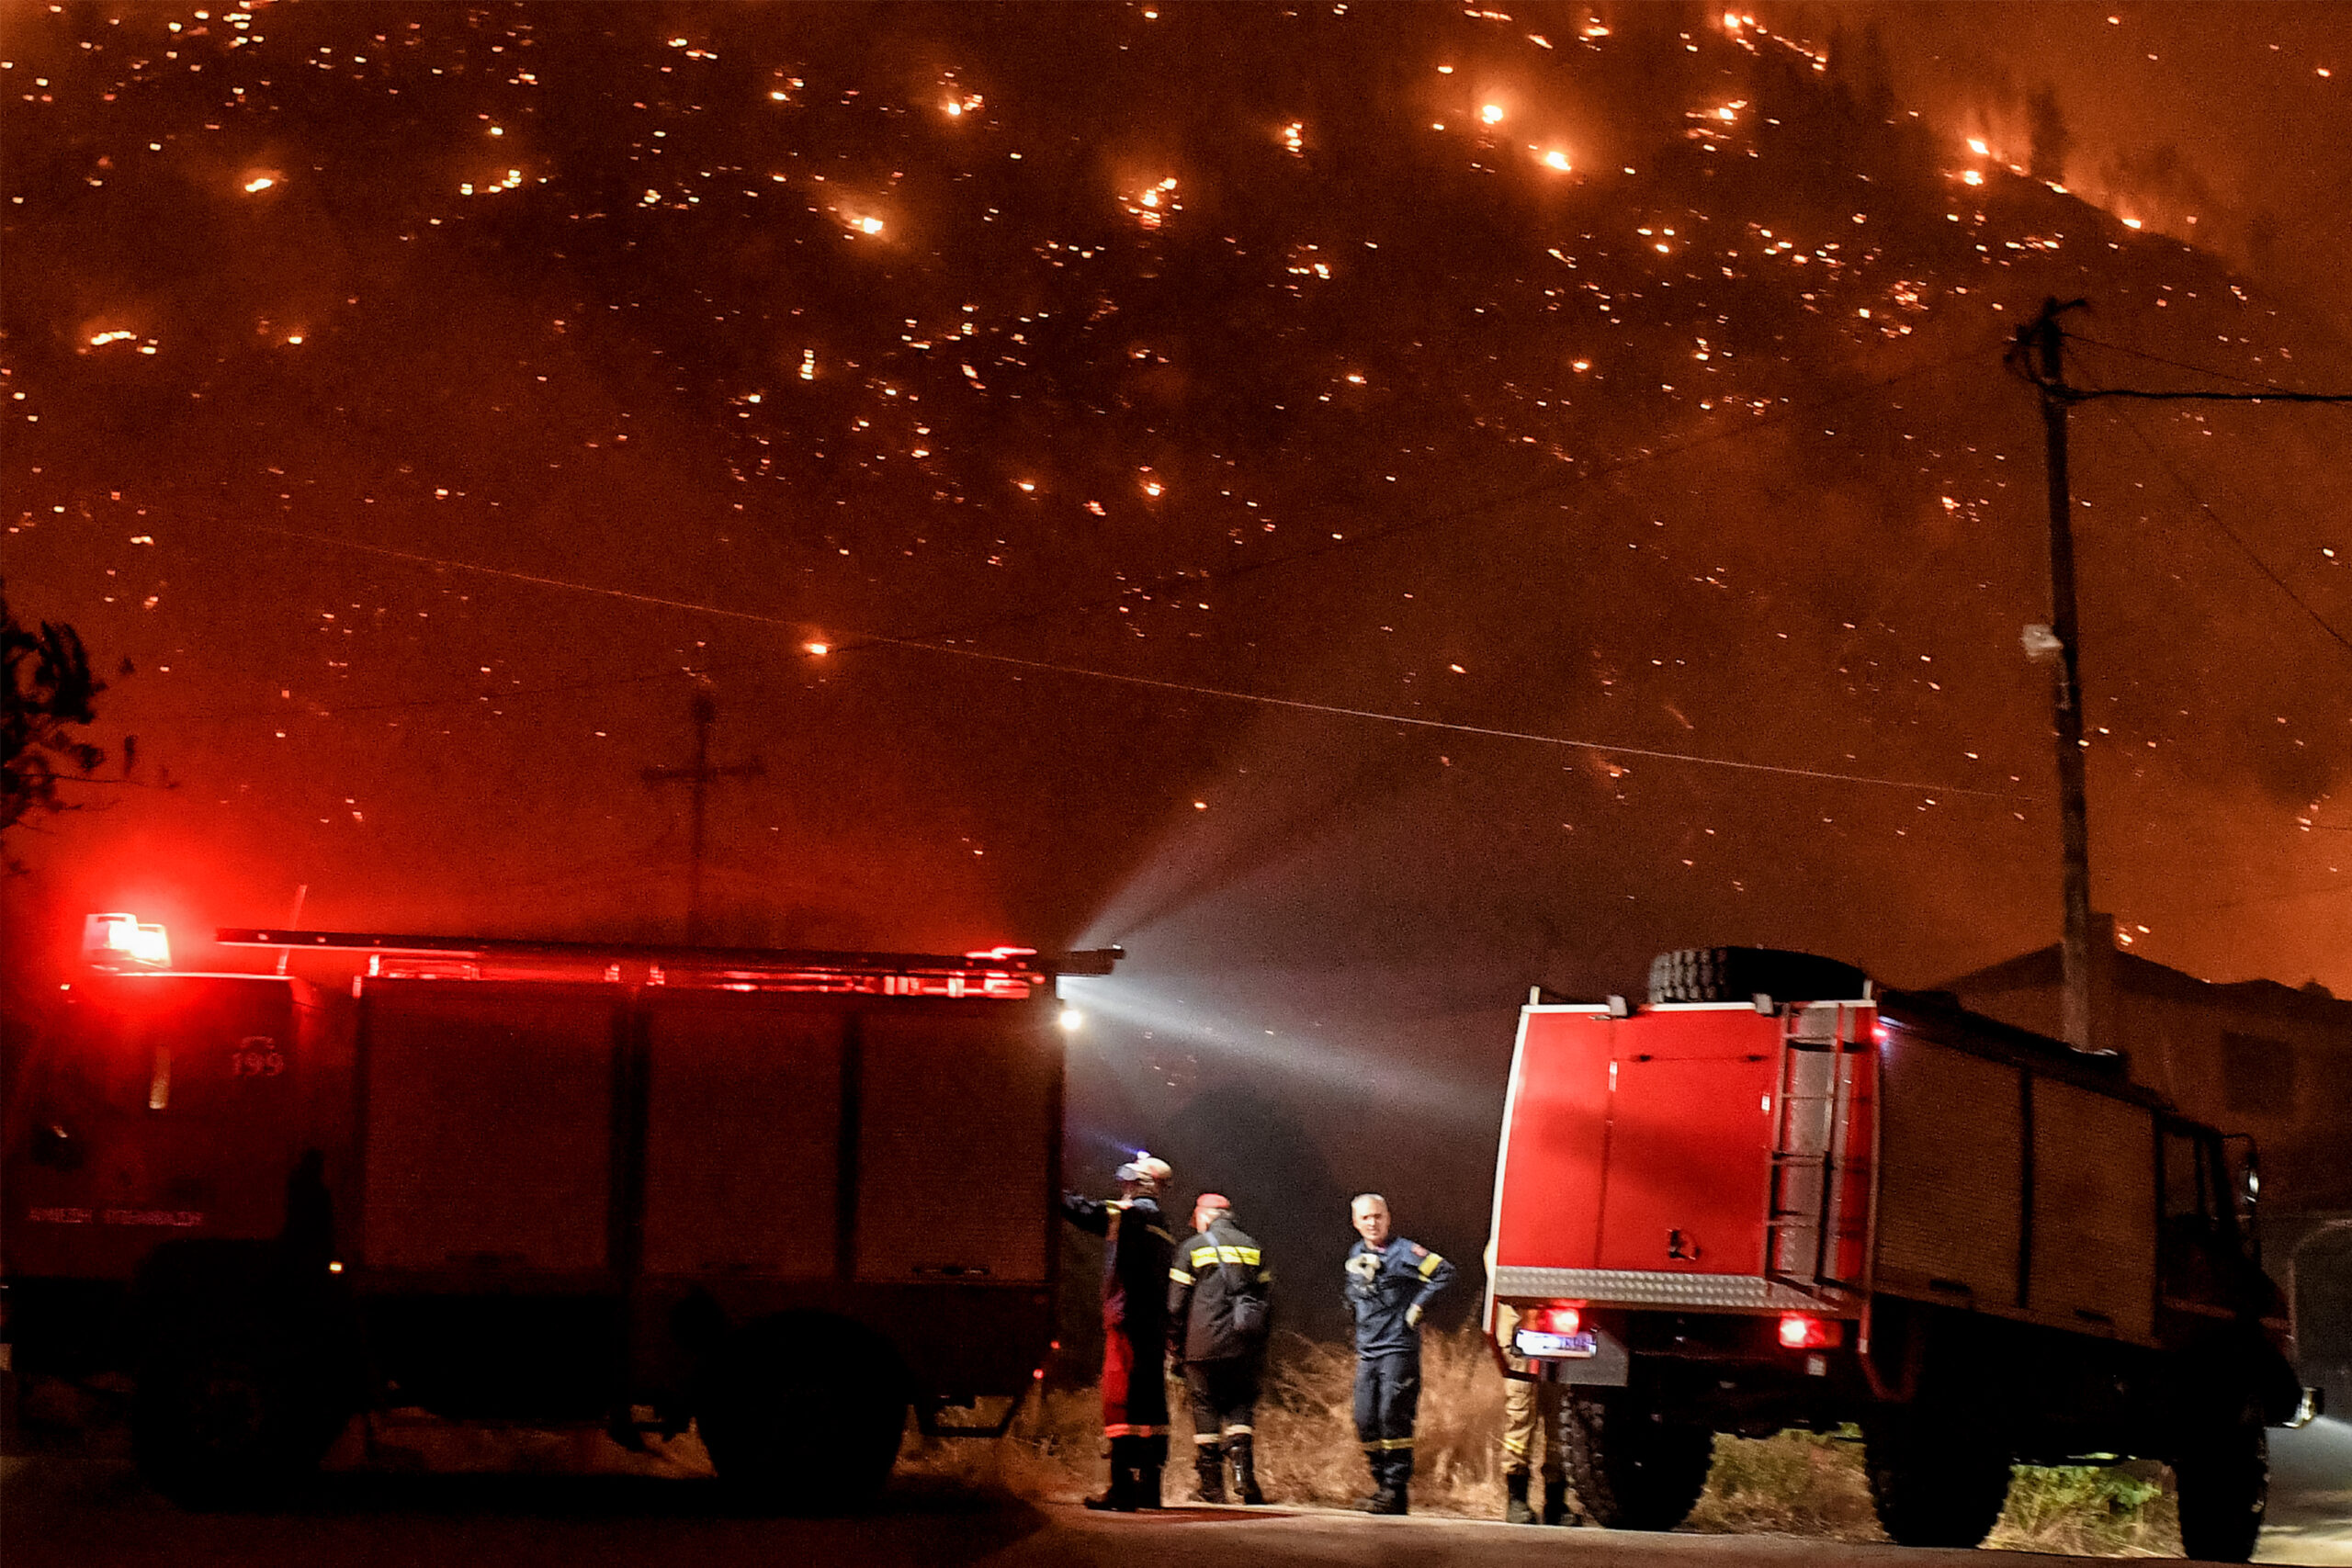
10;1419;2346;1568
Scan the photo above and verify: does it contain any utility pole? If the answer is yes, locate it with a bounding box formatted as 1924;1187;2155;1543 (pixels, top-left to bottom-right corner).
2018;298;2098;1051
2006;300;2352;1048
643;689;764;945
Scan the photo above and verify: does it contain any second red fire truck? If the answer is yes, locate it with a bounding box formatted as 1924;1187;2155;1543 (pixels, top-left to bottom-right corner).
1486;945;2315;1562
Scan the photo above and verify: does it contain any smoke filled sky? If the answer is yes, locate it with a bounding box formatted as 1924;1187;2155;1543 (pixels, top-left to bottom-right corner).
6;2;2350;1265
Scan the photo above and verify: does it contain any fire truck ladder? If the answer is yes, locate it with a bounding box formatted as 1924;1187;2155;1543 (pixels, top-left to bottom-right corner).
1766;1004;1870;1297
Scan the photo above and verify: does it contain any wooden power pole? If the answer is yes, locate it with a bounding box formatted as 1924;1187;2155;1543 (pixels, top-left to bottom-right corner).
2018;298;2098;1051
643;690;764;945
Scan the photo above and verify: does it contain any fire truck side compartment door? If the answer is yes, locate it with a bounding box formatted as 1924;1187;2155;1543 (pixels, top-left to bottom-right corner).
854;1009;1055;1284
639;997;842;1278
1874;1037;2022;1306
2030;1079;2157;1344
357;984;620;1274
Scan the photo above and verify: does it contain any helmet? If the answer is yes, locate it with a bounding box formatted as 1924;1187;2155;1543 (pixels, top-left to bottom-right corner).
1194;1192;1232;1214
1115;1153;1172;1189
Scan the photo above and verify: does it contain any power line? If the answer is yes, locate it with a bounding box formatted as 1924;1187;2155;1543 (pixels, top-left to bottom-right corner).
2061;332;2351;400
229;524;2015;800
838;638;2028;799
2114;407;2352;664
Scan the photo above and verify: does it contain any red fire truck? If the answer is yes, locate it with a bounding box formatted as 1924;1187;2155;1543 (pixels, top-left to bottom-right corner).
1487;947;2316;1562
3;915;1114;1507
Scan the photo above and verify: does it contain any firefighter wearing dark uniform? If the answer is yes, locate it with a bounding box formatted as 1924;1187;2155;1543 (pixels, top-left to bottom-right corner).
1061;1154;1176;1511
1167;1193;1272;1505
1343;1192;1455;1515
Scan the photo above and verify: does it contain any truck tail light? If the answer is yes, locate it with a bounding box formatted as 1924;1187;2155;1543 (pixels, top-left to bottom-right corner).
1531;1303;1582;1336
1778;1314;1835;1349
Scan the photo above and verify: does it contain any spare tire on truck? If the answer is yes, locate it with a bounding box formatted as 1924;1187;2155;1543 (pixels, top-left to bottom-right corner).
1646;947;1870;1006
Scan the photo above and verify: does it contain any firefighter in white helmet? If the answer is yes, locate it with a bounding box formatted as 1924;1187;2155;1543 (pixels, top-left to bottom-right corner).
1061;1153;1176;1510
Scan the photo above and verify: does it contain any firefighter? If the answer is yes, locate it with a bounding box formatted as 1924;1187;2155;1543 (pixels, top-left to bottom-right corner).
1167;1193;1272;1505
1492;1300;1576;1525
1343;1192;1455;1515
1061;1153;1176;1511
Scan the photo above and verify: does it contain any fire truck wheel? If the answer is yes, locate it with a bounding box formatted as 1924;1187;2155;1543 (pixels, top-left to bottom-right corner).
2173;1416;2267;1563
695;1313;910;1511
1646;947;1870;1007
1562;1391;1714;1530
132;1337;333;1509
1861;1411;2014;1549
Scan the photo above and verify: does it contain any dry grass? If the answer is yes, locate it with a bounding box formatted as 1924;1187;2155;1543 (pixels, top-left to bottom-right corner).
904;1327;2182;1555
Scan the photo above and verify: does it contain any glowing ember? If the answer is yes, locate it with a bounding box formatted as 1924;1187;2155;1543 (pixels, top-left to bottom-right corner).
1480;103;1505;125
89;331;136;346
243;175;276;193
1967;137;1990;156
1542;150;1572;171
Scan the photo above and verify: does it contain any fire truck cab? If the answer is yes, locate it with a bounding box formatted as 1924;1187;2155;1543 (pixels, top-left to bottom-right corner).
3;919;1113;1508
1487;947;2312;1562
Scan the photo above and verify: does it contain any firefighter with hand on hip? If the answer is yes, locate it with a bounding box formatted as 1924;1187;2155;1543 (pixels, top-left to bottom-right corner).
1167;1192;1273;1505
1062;1153;1176;1511
1343;1192;1454;1515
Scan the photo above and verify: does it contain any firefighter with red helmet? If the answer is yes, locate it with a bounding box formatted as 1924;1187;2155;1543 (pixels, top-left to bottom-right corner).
1061;1153;1176;1510
1167;1193;1272;1505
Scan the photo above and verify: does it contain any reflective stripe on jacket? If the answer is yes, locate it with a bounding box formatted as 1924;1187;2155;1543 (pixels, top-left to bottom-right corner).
1344;1235;1454;1356
1167;1216;1272;1363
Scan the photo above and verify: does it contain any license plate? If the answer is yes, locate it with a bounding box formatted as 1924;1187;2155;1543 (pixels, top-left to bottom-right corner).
1515;1328;1598;1359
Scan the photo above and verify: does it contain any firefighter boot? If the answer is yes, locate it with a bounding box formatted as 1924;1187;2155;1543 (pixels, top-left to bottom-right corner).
1544;1476;1575;1526
1135;1456;1164;1510
1193;1441;1227;1504
1085;1437;1138;1511
1506;1471;1536;1525
1228;1434;1265;1506
1361;1451;1409;1515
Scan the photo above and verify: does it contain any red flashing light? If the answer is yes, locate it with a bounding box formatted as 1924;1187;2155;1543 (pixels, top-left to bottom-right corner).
84;913;171;970
1778;1314;1835;1349
963;945;1039;963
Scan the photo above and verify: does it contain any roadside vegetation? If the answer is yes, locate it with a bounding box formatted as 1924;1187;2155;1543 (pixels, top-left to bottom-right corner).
902;1326;2183;1553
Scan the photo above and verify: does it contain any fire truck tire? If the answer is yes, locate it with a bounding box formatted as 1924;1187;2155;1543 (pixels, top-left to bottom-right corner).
1862;1411;2013;1549
132;1334;339;1509
1562;1391;1713;1530
1646;947;1870;1006
695;1313;910;1510
2173;1416;2267;1563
